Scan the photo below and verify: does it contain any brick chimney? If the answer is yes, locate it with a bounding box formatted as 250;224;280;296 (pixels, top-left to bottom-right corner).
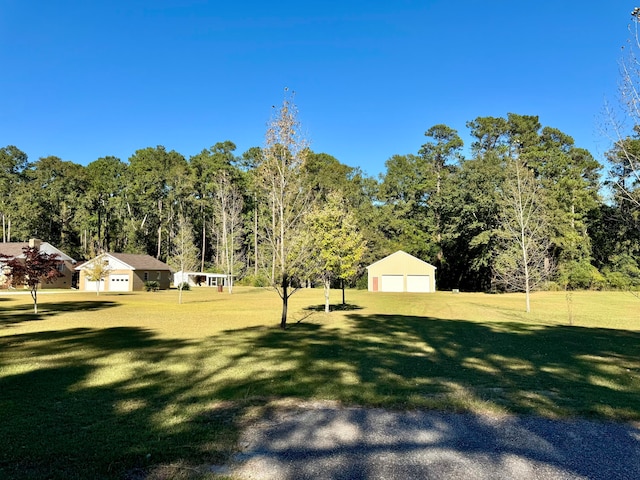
29;238;42;250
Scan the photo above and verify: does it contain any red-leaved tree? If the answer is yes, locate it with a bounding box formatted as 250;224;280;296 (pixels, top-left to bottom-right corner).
0;246;63;314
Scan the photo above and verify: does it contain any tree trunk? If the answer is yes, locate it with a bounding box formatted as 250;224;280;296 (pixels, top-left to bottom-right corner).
271;199;276;282
221;205;229;291
97;204;102;250
280;276;288;329
254;194;258;276
60;202;67;249
157;226;162;259
324;276;331;313
201;215;206;272
31;287;38;314
104;208;111;251
227;222;234;294
522;222;531;313
342;278;346;305
157;199;163;259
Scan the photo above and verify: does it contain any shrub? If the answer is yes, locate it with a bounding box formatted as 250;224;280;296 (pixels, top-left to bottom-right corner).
355;274;368;290
556;260;605;290
602;254;640;290
144;281;160;292
544;281;562;291
177;282;190;291
238;274;270;287
604;271;630;290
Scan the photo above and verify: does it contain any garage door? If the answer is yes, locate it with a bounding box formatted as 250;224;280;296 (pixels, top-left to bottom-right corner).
109;274;130;292
407;275;430;293
381;275;404;292
84;278;105;292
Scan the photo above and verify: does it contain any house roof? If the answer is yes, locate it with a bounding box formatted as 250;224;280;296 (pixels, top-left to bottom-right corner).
0;242;28;258
76;253;173;271
0;241;75;262
108;253;171;270
366;250;436;270
76;253;172;271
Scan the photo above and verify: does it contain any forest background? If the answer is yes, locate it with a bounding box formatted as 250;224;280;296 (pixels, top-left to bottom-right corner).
1;105;639;293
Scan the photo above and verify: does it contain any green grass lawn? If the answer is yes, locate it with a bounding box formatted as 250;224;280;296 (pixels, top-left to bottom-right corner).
1;287;639;479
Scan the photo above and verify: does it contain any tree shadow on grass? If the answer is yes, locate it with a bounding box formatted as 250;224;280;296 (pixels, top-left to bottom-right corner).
0;300;120;325
0;327;248;480
208;316;640;478
2;314;640;479
304;303;364;312
212;314;640;420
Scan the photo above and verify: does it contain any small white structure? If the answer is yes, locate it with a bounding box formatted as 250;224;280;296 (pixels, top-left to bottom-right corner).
173;271;228;288
366;250;437;293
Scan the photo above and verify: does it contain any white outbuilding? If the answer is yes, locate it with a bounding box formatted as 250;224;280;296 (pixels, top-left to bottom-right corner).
173;271;228;288
366;250;437;293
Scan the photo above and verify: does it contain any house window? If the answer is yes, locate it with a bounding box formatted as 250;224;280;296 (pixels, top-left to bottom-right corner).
144;272;149;281
57;263;65;272
156;271;161;280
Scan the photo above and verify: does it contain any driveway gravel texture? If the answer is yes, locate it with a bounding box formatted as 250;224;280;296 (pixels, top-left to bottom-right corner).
226;402;640;480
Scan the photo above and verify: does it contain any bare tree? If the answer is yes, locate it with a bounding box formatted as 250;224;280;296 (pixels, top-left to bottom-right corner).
169;214;199;304
602;8;640;210
257;90;314;328
213;170;244;293
493;160;552;312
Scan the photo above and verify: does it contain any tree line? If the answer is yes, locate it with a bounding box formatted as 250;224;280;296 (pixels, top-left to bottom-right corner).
1;106;639;299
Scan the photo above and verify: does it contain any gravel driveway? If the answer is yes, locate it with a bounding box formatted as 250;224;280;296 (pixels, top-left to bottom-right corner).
226;403;640;480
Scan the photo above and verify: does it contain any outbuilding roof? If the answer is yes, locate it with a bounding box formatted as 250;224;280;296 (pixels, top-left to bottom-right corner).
366;250;436;270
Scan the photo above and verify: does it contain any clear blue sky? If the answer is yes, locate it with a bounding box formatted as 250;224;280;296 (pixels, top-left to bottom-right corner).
0;1;633;177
